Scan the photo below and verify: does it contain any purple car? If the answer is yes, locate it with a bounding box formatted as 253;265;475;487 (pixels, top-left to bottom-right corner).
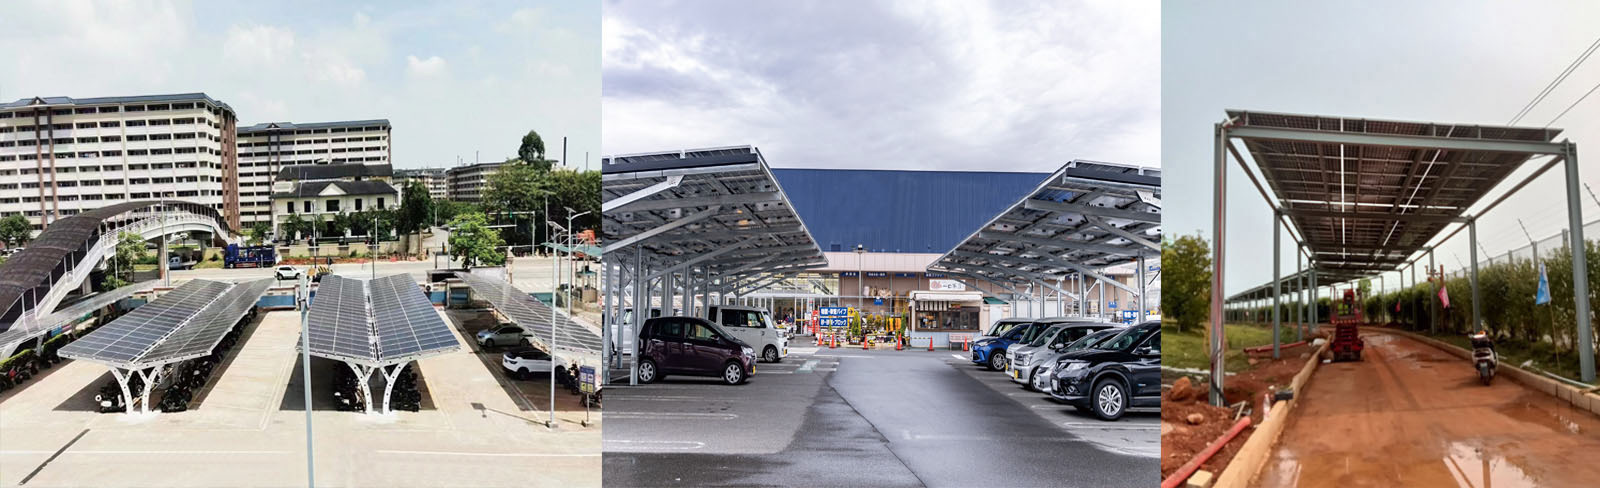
636;316;756;385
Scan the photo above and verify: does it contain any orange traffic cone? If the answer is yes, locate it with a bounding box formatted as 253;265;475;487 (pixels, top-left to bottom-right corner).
927;337;934;352
896;336;903;351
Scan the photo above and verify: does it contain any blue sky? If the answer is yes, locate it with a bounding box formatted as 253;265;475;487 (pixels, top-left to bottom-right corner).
1164;0;1600;296
0;0;600;170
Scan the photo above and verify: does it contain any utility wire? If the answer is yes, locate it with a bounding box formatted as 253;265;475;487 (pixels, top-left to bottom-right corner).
1509;34;1600;125
1546;78;1600;127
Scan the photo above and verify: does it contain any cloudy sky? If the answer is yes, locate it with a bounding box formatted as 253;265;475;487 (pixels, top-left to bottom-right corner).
600;0;1160;172
0;0;599;170
1164;0;1600;296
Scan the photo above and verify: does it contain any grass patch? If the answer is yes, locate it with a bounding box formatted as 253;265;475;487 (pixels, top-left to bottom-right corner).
133;264;157;272
1163;323;1302;372
1419;331;1584;382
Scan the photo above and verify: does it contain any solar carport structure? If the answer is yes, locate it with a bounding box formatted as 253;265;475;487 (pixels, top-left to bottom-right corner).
58;278;273;413
930;160;1161;321
301;274;459;414
600;146;826;385
455;272;603;356
0;280;157;359
1209;109;1595;406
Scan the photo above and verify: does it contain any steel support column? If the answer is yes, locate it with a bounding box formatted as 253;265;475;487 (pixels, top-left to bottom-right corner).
1272;209;1281;360
1470;219;1482;333
1563;146;1596;382
1209;123;1227;406
1137;255;1147;323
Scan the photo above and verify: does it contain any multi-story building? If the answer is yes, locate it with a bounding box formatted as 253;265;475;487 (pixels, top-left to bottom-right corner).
237;120;391;230
0;94;239;230
270;163;398;239
396;167;448;200
445;160;505;202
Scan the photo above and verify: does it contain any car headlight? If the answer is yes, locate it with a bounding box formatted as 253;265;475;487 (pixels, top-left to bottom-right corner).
742;347;755;356
1060;361;1090;372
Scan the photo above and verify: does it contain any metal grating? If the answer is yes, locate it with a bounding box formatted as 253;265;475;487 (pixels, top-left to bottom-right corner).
370;274;459;360
455;272;603;354
58;280;232;365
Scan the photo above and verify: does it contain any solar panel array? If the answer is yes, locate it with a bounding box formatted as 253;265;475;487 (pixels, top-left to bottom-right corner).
141;279;272;364
370;274;458;360
59;280;232;365
304;275;374;361
454;272;603;354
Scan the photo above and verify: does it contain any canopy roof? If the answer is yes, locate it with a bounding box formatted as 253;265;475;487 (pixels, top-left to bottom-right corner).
1225;109;1568;280
302;274;459;366
454;272;603;355
929;160;1161;287
59;279;271;369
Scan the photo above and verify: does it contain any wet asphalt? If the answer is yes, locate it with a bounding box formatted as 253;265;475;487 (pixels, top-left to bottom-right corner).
603;343;1159;487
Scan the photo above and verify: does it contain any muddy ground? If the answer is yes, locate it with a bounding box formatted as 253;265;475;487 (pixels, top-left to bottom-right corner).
1159;339;1317;483
1255;327;1600;487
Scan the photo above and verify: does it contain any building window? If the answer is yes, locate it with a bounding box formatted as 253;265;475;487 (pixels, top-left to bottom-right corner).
285;202;293;214
377;197;386;208
326;199;340;212
303;201;312;213
354;198;363;211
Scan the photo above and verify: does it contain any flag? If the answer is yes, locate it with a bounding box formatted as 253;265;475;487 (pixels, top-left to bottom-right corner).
1536;263;1551;305
1395;300;1401;313
1439;282;1451;309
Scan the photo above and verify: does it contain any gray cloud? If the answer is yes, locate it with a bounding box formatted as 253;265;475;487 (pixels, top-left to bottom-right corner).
601;0;1161;171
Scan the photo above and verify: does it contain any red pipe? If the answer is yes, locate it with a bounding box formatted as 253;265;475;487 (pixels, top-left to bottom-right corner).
1160;416;1252;488
1242;340;1307;353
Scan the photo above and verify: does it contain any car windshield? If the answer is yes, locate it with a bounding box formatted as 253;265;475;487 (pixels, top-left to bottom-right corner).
1097;327;1152;352
1062;328;1120;352
1027;324;1069;347
1020;322;1055;344
986;321;1028;337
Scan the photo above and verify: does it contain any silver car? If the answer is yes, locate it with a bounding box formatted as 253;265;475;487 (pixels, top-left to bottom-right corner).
1030;327;1127;392
1010;321;1118;388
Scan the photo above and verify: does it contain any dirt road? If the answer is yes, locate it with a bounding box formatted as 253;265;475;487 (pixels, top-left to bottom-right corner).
1255;329;1600;487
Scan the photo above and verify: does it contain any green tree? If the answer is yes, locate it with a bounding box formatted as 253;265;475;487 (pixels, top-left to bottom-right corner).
518;130;550;171
247;222;271;245
435;200;481;225
328;212;353;238
282;213;306;240
104;231;147;289
485;161;550;216
447;212;505;268
398;180;433;239
546;168;602;232
0;214;32;247
1162;233;1212;334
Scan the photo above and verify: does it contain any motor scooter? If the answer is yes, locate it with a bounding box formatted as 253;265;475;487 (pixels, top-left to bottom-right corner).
1470;331;1497;385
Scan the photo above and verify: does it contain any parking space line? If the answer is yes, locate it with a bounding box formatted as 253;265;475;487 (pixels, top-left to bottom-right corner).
602;439;706;451
606;395;742;402
604;412;738;420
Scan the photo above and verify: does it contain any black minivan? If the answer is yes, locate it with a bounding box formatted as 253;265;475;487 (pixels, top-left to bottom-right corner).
636;316;757;385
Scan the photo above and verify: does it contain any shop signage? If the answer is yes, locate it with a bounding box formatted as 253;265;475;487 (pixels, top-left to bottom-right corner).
840;272;859;277
930;279;965;291
865;272;888;278
819;306;850;327
893;272;918;278
925;273;946;278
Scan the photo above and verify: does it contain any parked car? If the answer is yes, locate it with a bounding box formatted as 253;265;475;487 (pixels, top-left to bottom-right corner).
274;266;301;280
971;316;1095;371
1008;321;1119;388
636;316;756;385
1047;321;1161;420
476;323;533;348
503;347;564;379
977;317;1035;343
1029;327;1125;392
705;305;788;363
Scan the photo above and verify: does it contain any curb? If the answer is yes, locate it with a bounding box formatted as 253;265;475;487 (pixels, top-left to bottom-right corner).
1211;341;1328;488
1364;326;1600;419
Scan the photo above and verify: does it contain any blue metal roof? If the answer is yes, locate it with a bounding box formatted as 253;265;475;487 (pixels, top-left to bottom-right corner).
771;168;1050;254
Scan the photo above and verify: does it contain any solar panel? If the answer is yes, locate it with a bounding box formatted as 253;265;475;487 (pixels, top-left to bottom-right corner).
59;280;232;365
304;275;374;360
454;272;603;353
369;274;459;360
140;279;272;364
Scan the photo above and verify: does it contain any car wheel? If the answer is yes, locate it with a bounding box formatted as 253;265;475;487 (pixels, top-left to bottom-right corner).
1091;378;1128;421
989;352;1007;371
722;362;745;385
763;346;779;363
484;339;495;348
520;338;532;347
517;368;530;380
638;358;658;384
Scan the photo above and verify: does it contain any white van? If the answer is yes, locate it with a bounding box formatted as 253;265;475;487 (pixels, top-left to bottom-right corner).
705;305;788;363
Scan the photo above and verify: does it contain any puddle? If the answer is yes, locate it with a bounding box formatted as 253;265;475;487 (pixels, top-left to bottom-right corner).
1441;441;1540;488
1494;398;1590;436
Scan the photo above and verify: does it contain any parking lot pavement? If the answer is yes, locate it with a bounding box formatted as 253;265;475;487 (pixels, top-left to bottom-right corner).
0;310;600;487
603;344;1157;487
945;355;1161;458
449;310;602;426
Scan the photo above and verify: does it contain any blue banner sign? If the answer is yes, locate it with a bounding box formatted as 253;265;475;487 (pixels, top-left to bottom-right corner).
840;272;859;277
866;272;888;278
893;272;918;278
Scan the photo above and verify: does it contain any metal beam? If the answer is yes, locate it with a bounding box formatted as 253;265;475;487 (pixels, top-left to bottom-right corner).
1024;199;1160;223
975;231;1147;257
603;175;683;212
1083;215;1160;250
602;205;722;254
1227;125;1568;155
609;191;783;214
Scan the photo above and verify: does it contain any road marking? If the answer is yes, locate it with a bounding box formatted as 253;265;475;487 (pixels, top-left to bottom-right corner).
1059;421;1156;430
375;450;600;457
2;450;294;455
603;439;706;451
605;411;738;420
795;359;820;374
951;354;966;360
607;395;741;401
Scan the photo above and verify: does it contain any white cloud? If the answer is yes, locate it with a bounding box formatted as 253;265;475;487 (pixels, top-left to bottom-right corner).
222;25;296;65
407;55;448;77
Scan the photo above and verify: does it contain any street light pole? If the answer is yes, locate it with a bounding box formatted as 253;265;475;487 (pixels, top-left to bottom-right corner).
299;273;315;487
546;219;567;430
566;208;591;316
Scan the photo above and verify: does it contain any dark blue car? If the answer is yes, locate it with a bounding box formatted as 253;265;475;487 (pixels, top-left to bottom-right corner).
971;322;1045;371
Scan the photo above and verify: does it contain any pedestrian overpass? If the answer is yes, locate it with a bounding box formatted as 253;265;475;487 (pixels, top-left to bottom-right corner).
0;200;237;337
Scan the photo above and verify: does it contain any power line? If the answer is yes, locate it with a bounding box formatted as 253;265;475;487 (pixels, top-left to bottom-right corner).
1547;78;1600;127
1509;34;1600;125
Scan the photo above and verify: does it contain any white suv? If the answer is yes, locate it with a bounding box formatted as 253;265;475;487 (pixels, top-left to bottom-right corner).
274;266;301;280
705;305;788;363
503;347;566;379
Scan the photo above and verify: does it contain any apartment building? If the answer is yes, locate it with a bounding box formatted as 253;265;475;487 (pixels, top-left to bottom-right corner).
238;120;391;230
0;94;239;230
445;160;505;202
271;163;398;239
396;167;448;200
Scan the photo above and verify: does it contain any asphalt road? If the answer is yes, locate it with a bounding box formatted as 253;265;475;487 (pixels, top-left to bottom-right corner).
603;341;1159;487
